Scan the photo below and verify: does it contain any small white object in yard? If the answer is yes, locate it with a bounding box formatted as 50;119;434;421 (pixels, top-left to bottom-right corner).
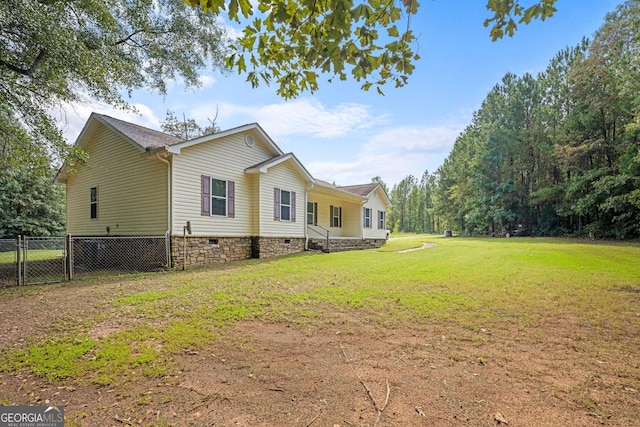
494;412;509;424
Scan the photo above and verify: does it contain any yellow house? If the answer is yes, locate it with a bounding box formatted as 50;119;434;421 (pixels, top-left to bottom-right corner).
56;113;390;268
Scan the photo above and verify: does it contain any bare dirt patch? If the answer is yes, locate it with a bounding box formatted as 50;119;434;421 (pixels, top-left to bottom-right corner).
0;280;638;426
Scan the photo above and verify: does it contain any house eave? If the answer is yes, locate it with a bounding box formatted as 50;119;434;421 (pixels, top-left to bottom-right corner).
166;123;285;156
309;182;367;203
245;153;315;183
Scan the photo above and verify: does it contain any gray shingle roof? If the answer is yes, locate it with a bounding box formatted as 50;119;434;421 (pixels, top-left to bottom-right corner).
338;183;379;197
96;114;184;149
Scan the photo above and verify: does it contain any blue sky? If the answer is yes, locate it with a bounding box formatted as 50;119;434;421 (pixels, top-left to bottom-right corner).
62;0;624;188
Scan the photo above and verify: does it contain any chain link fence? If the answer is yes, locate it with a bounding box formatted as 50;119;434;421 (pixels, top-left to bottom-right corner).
0;235;170;287
23;236;67;285
0;239;18;287
69;235;170;278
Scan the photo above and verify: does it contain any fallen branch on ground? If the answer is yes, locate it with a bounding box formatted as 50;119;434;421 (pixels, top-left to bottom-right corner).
306;408;322;426
339;342;391;426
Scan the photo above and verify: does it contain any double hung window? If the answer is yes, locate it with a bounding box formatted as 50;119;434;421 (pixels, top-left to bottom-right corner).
274;188;296;222
201;175;235;218
364;207;372;228
307;202;318;225
378;210;386;229
330;205;342;228
90;187;98;219
211;178;227;216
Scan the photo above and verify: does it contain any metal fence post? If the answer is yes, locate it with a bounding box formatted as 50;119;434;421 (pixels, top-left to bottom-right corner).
165;232;171;269
16;236;21;286
67;234;74;281
22;236;27;285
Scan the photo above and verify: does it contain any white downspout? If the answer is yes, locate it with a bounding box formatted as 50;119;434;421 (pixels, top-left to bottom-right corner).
157;152;172;267
156;152;171;234
361;201;366;241
304;186;310;250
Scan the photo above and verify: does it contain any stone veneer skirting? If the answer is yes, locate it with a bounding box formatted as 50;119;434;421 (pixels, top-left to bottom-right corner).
170;236;386;269
170;236;305;269
251;237;305;259
308;238;386;253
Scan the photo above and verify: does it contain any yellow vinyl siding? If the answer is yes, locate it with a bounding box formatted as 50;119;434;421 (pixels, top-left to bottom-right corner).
363;188;389;239
341;201;363;237
249;174;260;235
258;162;307;237
65;126;168;235
307;191;362;238
172;132;274;237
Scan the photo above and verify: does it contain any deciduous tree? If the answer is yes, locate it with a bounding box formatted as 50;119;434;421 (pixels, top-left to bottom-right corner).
0;0;229;167
188;0;557;97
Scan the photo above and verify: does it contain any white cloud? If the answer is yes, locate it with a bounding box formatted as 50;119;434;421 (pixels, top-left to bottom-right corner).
217;16;244;40
365;125;461;153
254;99;377;138
308;124;464;186
193;98;381;139
198;74;217;89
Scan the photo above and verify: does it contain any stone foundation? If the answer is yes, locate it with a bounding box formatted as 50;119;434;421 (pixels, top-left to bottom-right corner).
170;236;306;269
251;237;305;259
170;236;252;270
308;238;386;253
170;236;385;268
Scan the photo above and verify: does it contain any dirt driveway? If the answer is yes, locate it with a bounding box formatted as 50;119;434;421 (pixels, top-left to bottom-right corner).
0;278;638;426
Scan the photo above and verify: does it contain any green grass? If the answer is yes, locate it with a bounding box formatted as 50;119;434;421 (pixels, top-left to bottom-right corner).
0;249;64;266
23;249;65;262
1;236;639;386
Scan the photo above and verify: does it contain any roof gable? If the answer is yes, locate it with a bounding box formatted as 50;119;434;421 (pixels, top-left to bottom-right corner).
96;114;184;149
338;183;378;197
166;123;284;157
312;181;391;206
340;183;391;206
245;153;314;183
79;113;183;151
55;113;183;183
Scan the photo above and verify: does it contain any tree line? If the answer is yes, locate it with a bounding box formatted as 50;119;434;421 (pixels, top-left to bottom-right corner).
386;0;640;239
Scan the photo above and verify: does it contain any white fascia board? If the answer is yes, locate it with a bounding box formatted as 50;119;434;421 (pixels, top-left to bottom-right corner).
309;183;366;203
166;123;284;156
245;153;315;184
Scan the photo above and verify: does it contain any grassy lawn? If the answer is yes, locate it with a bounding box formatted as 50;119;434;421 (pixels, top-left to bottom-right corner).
0;249;64;265
2;235;638;381
0;235;638;425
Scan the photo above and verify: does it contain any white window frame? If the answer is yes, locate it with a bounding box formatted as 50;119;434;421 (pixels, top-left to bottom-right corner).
364;207;372;228
211;178;227;216
378;210;386;229
307;201;317;225
90;186;98;219
332;206;341;228
280;189;291;221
